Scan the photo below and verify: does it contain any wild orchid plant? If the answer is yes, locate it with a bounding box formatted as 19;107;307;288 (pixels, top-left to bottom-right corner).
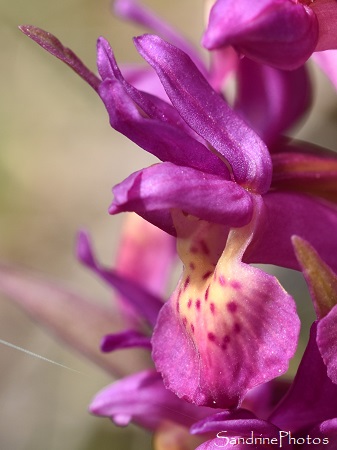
4;0;337;448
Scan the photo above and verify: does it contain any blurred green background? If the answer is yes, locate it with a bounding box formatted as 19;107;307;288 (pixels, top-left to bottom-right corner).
0;0;336;449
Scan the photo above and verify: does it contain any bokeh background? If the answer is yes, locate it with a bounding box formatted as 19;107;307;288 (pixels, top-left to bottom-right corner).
0;1;336;449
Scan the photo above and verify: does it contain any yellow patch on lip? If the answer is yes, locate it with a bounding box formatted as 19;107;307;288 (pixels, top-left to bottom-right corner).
172;210;247;354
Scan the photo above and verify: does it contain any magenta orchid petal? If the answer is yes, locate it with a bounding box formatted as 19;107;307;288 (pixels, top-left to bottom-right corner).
191;409;280;438
202;0;318;70
101;330;151;352
242;379;292;421
193;410;283;449
247;192;337;272
317;305;337;385
113;0;207;75
98;78;228;177
311;0;337;51
309;419;337;448
235;58;311;144
313;50;337;90
97;37;195;131
89;369;217;430
134;34;272;194
137;209;176;236
77;231;163;327
152;202;299;408
19;26;100;91
96;37;215;151
269;323;337;434
109;162;254;228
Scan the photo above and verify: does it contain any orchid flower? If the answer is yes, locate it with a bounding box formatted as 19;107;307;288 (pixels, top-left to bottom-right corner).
192;237;337;449
10;3;337;450
203;0;337;72
112;0;313;144
75;231;287;443
19;24;337;409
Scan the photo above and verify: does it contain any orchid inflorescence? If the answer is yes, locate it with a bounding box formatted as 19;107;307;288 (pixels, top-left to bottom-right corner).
11;0;337;448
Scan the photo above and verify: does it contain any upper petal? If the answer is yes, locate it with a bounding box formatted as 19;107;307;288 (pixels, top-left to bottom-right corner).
152;201;299;408
99;78;228;177
203;0;318;70
97;37;208;144
109;162;254;228
134;34;272;194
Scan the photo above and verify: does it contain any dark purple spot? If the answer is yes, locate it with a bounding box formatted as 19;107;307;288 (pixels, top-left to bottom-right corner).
202;270;213;280
182;317;188;327
200;239;210;255
176;301;180;312
191;324;195;333
208;332;216;342
210;303;215;314
189;262;195;270
196;299;201;310
227;301;238;313
234;323;241;334
205;285;210;301
219;275;226;286
230;280;241;289
183;276;190;290
187;298;192;308
223;335;231;344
